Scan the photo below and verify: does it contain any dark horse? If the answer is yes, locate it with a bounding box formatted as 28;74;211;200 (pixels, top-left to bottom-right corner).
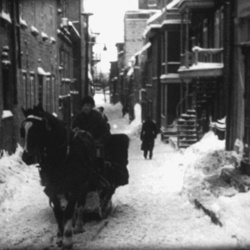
21;105;96;249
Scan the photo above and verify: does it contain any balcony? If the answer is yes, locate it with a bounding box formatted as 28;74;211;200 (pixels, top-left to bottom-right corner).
178;46;223;79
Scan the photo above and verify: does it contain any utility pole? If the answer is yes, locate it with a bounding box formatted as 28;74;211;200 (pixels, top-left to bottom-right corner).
81;12;93;97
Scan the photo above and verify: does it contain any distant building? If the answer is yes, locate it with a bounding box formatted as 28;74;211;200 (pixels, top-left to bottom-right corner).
124;10;157;67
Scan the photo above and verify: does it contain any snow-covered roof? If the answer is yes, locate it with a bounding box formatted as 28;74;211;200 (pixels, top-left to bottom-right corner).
161;19;181;25
127;67;134;76
135;42;151;56
189;62;223;70
160;73;180;80
167;0;182;10
147;10;163;25
143;24;161;38
68;21;80;38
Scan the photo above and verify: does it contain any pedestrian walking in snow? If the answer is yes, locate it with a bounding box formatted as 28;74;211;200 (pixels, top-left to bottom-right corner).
122;104;129;117
97;106;111;132
140;116;157;159
97;106;109;122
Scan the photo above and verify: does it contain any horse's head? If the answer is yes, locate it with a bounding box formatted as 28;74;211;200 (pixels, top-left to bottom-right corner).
21;105;52;165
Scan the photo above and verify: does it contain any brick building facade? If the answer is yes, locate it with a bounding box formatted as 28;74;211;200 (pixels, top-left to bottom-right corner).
0;0;87;153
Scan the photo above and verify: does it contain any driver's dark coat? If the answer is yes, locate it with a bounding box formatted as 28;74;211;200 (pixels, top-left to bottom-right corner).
72;109;110;141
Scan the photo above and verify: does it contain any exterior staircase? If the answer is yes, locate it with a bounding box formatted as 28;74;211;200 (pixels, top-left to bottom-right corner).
177;109;198;148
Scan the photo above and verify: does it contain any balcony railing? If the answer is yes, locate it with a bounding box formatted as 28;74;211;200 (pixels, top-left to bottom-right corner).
180;47;224;70
192;46;223;65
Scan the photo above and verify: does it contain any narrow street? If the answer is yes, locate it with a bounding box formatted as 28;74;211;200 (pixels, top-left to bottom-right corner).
0;98;238;250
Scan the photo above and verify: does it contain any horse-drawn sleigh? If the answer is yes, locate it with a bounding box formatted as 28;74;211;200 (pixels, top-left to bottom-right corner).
20;105;129;249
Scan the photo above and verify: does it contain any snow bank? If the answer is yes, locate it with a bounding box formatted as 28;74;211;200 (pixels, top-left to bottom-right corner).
182;131;233;195
0;145;34;206
181;131;250;248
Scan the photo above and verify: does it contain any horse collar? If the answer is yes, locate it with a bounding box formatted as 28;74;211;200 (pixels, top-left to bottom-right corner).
27;115;43;121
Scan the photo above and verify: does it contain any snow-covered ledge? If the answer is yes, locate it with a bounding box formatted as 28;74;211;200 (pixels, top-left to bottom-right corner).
41;31;49;41
37;67;50;76
0;10;11;23
50;36;56;44
31;25;39;36
2;110;13;119
19;16;28;29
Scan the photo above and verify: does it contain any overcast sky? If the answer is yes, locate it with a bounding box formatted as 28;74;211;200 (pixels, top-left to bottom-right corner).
84;0;138;62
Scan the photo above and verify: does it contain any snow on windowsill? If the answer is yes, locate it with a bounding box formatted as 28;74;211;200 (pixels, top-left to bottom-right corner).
31;25;39;36
0;10;11;23
50;36;56;44
192;46;223;53
37;67;50;76
2;110;13;119
41;31;49;41
19;16;27;29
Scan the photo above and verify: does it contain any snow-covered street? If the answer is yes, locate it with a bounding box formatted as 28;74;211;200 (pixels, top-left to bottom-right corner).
0;93;249;250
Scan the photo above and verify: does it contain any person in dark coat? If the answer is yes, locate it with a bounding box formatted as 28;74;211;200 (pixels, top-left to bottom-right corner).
72;96;111;190
140;116;157;159
72;96;110;143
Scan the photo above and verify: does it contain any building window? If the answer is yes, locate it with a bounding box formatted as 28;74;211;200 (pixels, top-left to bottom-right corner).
60;48;71;79
0;0;11;23
50;5;54;26
2;67;11;110
243;52;250;164
38;75;43;106
161;32;166;74
51;76;56;112
203;19;208;48
30;74;35;107
22;72;27;108
161;85;166;117
44;76;51;111
0;0;10;13
148;0;157;8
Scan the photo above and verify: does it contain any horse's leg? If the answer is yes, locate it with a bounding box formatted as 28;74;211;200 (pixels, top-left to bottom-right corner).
62;196;77;250
74;203;85;234
99;186;115;218
51;197;64;247
74;184;89;233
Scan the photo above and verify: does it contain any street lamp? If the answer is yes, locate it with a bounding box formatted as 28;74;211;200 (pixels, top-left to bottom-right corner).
81;12;93;97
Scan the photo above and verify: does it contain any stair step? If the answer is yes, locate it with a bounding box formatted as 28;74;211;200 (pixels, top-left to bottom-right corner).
178;119;196;124
178;125;196;132
179;134;197;138
178;127;196;131
187;109;196;114
178;142;197;148
181;113;196;119
179;138;197;142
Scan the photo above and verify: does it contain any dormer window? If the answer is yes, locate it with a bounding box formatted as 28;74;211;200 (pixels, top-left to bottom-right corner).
0;0;10;14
